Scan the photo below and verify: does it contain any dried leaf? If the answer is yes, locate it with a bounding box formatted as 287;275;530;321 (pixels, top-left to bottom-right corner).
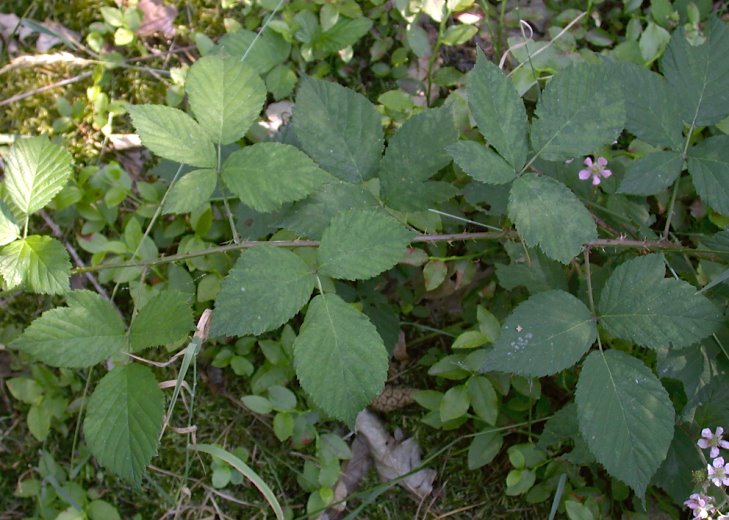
355;410;436;499
137;0;177;38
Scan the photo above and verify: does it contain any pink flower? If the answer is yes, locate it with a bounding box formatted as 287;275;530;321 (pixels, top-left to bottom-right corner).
698;427;729;459
578;156;612;186
708;456;729;487
685;493;716;519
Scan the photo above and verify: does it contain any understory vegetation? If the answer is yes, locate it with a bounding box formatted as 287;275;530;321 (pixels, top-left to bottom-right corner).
1;0;729;518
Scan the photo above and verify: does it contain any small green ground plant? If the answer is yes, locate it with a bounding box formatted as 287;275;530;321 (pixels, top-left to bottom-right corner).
2;1;729;518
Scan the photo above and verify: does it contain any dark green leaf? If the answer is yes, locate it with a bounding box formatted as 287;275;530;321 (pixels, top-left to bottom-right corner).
530;63;625;161
661;18;729;126
598;255;722;348
618;151;684;195
293;77;383;182
12;290;126;367
652;426;704;504
293;294;388;424
447;141;516;185
480;290;596;377
687;135;729;215
222;142;331;212
468;52;528;168
613;62;684;150
508;174;597;264
318;209;414;281
576;350;675;499
84;364;164;487
212;246;315;337
128;291;194;352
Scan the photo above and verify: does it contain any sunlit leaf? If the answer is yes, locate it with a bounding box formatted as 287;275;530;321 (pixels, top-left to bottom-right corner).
212;246;315;337
293;293;388;424
0;235;70;294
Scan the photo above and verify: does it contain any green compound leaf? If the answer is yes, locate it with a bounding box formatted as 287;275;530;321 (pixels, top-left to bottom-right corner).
293;77;383;183
687;135;729;215
530;63;625;162
279;181;380;239
212;246;315;337
0;201;19;246
186;55;266;145
4;136;73;215
661;17;729;127
127;104;216;168
84;364;164;487
162;169;217;215
380;105;459;211
618;151;684;196
213;28;291;75
613;62;684;151
446;141;516;185
576;350;675;499
12;290;127;367
0;235;70;294
508;174;597;264
468;51;528;169
221;142;331;213
317;209;415;281
293;293;388;425
480;290;596;377
128;290;194;353
598;254;722;349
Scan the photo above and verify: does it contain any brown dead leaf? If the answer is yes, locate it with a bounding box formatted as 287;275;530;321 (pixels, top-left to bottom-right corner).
137;0;177;39
355;410;436;499
369;386;415;413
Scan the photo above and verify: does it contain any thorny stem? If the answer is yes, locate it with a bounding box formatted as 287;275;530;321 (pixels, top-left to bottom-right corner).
70;231;724;276
583;246;597;317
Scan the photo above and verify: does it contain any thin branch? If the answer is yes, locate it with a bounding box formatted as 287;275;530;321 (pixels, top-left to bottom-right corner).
0;71;92;107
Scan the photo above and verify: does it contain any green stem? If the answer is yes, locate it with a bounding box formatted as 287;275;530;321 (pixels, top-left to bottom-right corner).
425;11;449;107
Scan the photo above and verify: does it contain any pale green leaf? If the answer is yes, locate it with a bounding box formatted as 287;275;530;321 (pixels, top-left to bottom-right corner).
598;254;722;348
687;135;729;215
467;52;528;168
480;290;596;377
186;55;266;145
530;63;625;161
293;77;383;182
0;201;19;246
4;136;73;215
0;235;70;294
213;28;291;75
293;294;388;424
84;364;164;487
162;169;217;214
440;385;470;422
212;246;315;337
618;151;684;195
661;17;729;127
446;141;516;185
221;142;331;212
467;376;498;425
128;290;194;352
12;290;126;367
576;350;675;498
279;181;380;239
508;174;597;264
613;62;684;150
127;104;216;168
317;209;415;280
